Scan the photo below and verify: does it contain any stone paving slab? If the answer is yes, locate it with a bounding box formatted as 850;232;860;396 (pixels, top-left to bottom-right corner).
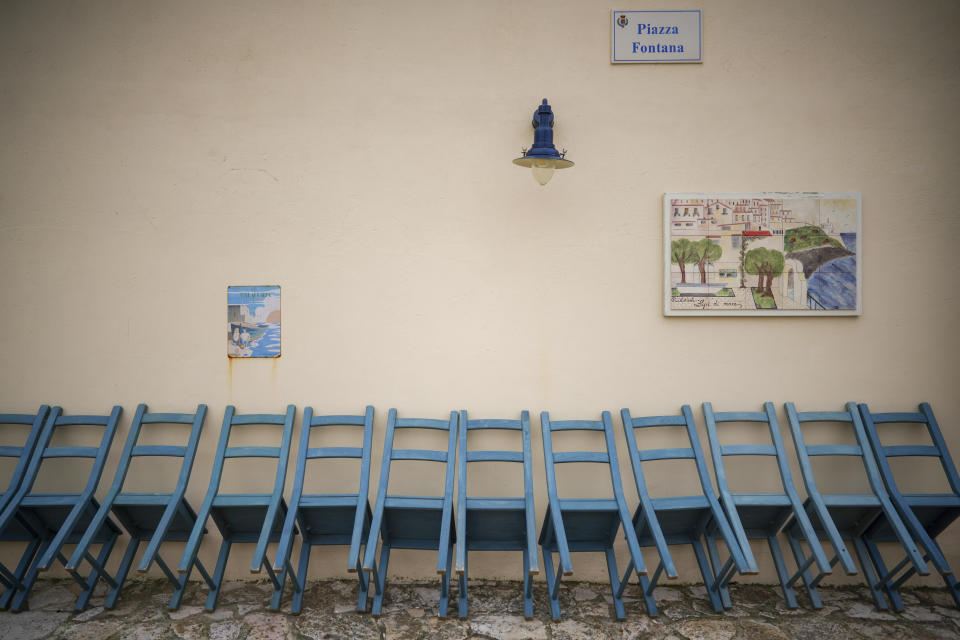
0;579;957;639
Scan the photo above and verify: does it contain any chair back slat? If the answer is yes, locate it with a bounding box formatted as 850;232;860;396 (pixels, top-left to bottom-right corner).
310;414;367;427
395;417;451;430
224;446;281;459
140;413;197;425
552;451;609;464
547;419;605;432
794;411;851;423
465;419;522;431
882;445;940;458
42;446;101;459
391;449;448;463
711;411;768;423
55;415;111;427
131;445;188;458
868;412;927;424
0;414;43;425
629;415;687;428
719;444;777;457
0;446;28;457
635;447;695;462
230;414;288;426
305;446;363;459
805;444;863;457
465;450;524;463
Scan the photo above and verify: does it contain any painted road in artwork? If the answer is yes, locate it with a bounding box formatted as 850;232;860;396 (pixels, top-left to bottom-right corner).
228;285;281;357
665;194;861;316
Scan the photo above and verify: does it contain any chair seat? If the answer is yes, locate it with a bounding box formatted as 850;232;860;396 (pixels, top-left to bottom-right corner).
539;502;621;551
381;496;452;547
111;496;200;539
210;498;288;541
17;496;121;541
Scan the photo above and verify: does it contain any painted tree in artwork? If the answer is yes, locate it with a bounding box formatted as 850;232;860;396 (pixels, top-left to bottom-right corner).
695;238;723;284
670;239;700;284
744;247;785;297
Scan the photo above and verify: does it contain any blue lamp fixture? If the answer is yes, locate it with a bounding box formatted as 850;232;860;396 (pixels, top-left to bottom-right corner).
513;99;574;185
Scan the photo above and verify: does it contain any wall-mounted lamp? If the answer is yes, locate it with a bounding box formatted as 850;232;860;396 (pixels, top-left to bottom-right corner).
513;99;574;186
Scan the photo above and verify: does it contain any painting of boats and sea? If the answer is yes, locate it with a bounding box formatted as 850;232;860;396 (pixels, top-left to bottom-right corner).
228;285;281;357
664;193;861;316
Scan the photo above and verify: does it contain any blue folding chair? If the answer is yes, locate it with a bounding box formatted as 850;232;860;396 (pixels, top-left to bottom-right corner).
0;406;123;612
64;404;209;610
783;402;928;610
272;405;376;614
620;405;752;615
702;402;831;609
538;411;647;621
455;410;538;619
0;406;50;608
363;409;457;617
178;405;295;611
859;402;959;609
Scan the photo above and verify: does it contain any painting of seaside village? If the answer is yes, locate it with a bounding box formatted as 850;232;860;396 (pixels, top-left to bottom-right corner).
227;285;281;357
664;193;861;316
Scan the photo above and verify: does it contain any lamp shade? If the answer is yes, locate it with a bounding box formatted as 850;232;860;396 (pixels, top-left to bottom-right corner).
513;99;573;185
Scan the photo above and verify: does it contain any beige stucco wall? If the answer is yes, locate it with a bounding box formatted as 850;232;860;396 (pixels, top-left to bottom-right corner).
1;0;958;587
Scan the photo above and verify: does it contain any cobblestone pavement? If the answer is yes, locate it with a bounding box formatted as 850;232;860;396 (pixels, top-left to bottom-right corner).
1;578;958;639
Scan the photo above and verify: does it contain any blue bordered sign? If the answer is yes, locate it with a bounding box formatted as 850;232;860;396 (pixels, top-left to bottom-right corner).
612;10;702;63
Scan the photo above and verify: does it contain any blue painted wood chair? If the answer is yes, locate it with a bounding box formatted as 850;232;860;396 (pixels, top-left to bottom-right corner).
783;402;928;610
362;409;457;617
177;405;295;611
0;406;123;612
63;404;209;610
701;402;830;609
620;405;752;615
0;405;50;608
272;405;376;614
538;411;647;621
455;410;538;619
859;402;959;609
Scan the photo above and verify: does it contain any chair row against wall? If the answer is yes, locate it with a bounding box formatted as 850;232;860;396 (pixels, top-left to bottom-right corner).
0;402;957;620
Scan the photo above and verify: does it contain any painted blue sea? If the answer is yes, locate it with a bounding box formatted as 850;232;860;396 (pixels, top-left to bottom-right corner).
247;323;281;357
807;233;857;310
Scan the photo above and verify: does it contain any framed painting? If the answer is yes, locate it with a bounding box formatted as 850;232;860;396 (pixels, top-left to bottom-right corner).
227;285;281;357
664;193;861;316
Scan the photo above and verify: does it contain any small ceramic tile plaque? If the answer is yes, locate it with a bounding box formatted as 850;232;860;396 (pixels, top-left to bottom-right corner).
664;193;861;316
227;285;281;357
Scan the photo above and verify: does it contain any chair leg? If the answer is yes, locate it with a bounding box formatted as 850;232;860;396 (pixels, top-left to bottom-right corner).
204;540;233;612
691;538;724;613
355;546;371;613
704;534;732;609
541;547;562;621
370;544;391;617
105;536;141;610
438;540;453;618
522;549;533;620
0;537;45;610
785;532;823;609
603;547;626;620
292;540;311;614
856;537;895;611
457;552;468;619
74;533;119;611
767;536;799;609
169;554;204;612
10;537;55;612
